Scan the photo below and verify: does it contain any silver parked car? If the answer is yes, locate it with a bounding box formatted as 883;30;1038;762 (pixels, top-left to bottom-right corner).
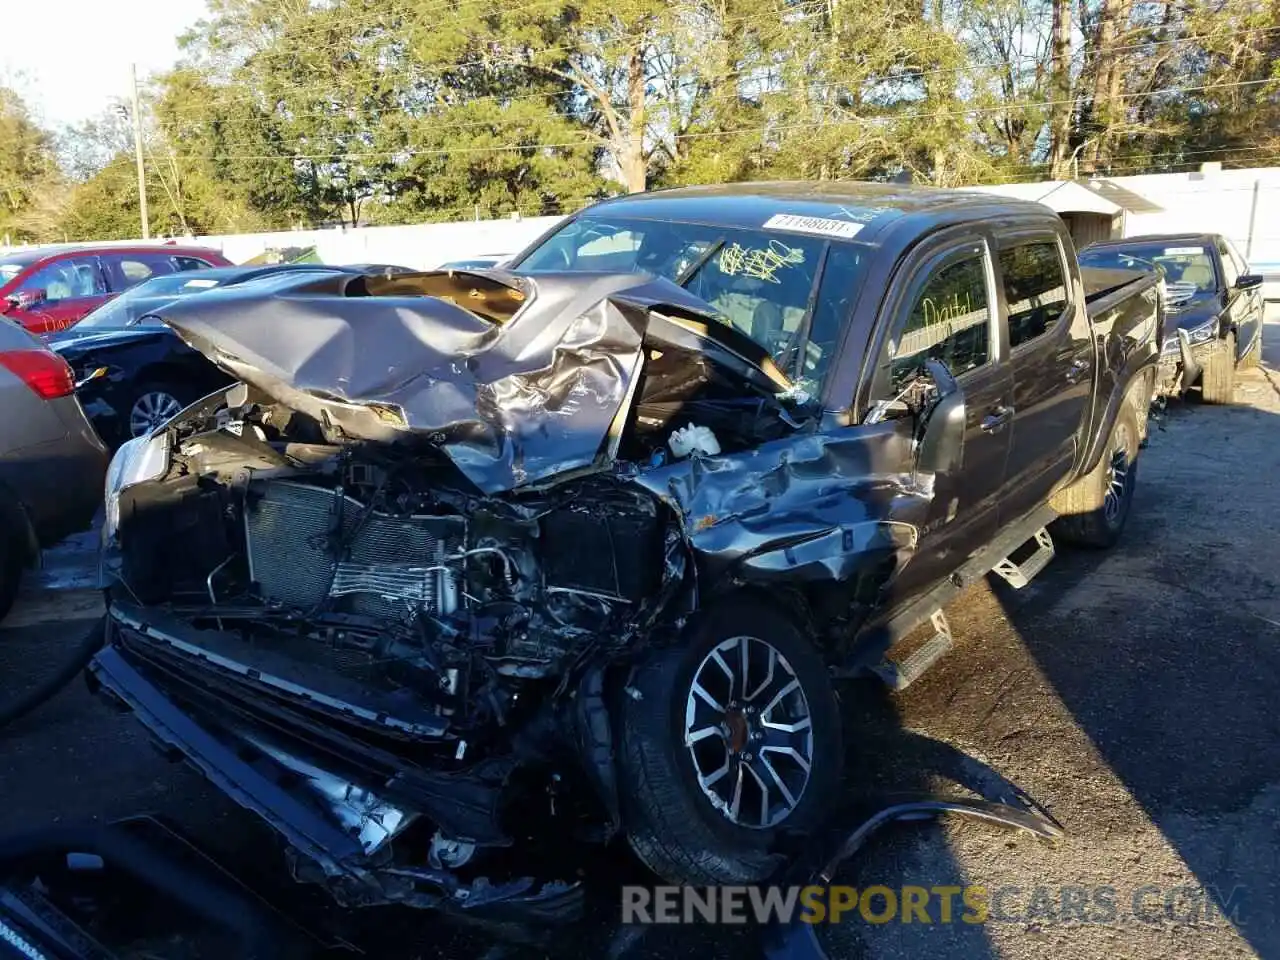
0;317;108;620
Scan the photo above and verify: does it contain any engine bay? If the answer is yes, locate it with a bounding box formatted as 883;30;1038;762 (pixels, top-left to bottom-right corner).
110;420;679;744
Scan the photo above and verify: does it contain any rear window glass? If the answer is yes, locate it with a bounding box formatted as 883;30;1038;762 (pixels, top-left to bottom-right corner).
999;241;1069;349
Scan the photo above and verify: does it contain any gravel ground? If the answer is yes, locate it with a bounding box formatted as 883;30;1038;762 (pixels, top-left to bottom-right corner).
2;307;1278;959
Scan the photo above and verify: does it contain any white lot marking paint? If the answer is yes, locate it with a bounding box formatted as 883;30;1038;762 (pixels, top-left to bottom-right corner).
762;214;864;239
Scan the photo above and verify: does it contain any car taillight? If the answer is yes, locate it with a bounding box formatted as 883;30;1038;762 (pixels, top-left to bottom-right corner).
0;349;76;399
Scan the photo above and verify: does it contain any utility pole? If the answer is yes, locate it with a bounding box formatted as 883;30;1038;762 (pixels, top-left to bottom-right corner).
129;63;150;239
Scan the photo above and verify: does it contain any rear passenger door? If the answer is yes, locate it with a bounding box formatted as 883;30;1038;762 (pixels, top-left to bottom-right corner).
865;235;1013;599
998;231;1093;523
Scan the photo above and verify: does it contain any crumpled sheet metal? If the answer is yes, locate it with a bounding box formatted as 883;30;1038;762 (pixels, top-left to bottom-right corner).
631;427;932;584
155;271;724;495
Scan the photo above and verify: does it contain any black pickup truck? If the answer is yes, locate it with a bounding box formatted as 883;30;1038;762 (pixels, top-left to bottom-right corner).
1080;232;1264;402
88;184;1160;912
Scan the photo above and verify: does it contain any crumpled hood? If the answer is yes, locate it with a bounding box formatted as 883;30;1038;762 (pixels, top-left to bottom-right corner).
154;269;789;494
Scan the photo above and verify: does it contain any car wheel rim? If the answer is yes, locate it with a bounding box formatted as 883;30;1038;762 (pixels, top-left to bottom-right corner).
130;392;183;436
683;635;814;829
1103;422;1133;523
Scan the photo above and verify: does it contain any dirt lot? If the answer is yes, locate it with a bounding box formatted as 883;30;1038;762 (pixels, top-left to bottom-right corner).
2;307;1278;959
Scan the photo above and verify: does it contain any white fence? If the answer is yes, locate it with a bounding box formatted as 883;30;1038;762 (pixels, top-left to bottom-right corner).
1114;167;1280;267
195;216;566;269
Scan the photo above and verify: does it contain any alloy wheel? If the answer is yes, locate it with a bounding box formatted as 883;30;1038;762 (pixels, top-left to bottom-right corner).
1103;421;1134;523
129;391;183;437
683;635;815;829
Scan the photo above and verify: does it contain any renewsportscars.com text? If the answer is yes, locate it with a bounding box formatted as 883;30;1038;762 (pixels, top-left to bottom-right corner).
622;884;1247;926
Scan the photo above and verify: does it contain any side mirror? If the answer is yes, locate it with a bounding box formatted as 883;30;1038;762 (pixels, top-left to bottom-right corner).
1236;273;1264;291
916;359;965;477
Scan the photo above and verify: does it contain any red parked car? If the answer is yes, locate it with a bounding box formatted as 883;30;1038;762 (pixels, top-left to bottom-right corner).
0;244;233;334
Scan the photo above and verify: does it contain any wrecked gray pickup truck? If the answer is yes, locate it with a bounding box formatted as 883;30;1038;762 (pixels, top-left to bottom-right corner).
88;184;1161;916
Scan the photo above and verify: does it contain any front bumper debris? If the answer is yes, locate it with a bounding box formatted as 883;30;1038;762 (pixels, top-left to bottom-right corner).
87;626;584;921
760;797;1064;960
1157;329;1217;396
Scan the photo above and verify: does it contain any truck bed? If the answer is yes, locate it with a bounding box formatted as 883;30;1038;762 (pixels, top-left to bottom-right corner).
1082;265;1160;318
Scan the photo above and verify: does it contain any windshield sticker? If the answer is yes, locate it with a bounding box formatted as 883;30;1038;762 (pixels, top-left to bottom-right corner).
763;213;864;239
1162;246;1204;256
718;241;805;284
182;279;220;289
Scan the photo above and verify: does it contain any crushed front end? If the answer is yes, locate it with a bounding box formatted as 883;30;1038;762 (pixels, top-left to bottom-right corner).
88;265;929;909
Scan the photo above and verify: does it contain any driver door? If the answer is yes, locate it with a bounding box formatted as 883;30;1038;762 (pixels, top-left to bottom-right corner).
865;236;1014;606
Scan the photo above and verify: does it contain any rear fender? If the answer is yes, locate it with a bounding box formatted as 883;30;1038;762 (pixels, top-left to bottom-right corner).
1076;356;1156;480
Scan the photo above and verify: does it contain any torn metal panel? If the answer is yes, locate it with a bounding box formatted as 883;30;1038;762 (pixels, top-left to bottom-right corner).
155;269;782;494
630;425;929;584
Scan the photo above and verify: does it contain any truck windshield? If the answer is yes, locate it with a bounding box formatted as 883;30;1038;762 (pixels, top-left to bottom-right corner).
76;274;225;329
516;215;868;394
1080;243;1216;294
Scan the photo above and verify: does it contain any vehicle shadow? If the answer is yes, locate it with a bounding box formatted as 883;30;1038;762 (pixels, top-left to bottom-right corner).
985;352;1280;957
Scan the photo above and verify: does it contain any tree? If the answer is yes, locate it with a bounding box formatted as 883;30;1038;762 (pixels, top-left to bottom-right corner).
0;88;63;242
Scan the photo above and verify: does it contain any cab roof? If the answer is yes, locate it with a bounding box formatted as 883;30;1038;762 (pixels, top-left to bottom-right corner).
582;181;1055;244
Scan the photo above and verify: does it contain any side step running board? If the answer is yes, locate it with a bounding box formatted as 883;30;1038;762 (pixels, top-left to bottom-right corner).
869;610;952;691
991;528;1055;590
843;504;1059;689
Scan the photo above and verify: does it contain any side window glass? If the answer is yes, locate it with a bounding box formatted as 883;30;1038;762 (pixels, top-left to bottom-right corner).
113;255;179;291
17;258;105;302
1217;242;1239;288
888;250;990;389
999;241;1069;349
173;256;211;272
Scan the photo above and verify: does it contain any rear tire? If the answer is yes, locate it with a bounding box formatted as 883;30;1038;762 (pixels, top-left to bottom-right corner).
1198;334;1237;404
1051;405;1140;550
618;597;843;884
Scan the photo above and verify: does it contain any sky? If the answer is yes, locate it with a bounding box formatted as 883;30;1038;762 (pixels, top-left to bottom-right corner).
0;0;209;130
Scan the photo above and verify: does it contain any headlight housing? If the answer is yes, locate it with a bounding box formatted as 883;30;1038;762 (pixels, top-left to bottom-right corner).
102;431;170;543
1184;317;1219;345
1163;316;1218;354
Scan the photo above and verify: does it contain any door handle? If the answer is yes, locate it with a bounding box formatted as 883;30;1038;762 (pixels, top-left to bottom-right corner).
1065;359;1090;383
981;405;1013;433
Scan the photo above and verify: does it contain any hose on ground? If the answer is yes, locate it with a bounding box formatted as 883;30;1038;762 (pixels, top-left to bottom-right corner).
0;618;104;732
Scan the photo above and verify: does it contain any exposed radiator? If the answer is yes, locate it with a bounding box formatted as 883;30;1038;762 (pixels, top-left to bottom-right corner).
243;480;465;619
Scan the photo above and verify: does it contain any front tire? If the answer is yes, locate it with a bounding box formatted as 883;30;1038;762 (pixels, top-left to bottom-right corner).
618;597;843;884
1239;327;1262;370
1198;334;1237;404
